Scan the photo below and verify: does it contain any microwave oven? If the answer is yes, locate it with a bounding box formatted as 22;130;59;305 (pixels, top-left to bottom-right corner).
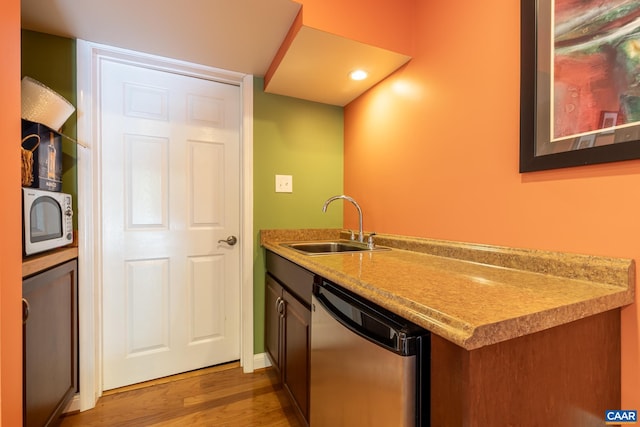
22;188;73;256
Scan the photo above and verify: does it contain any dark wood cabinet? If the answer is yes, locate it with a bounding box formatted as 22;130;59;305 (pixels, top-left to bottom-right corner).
265;251;313;427
265;275;283;375
23;259;78;427
282;288;310;422
431;309;621;427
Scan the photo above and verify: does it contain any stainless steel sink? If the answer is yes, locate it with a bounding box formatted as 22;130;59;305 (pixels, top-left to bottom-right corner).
281;240;390;255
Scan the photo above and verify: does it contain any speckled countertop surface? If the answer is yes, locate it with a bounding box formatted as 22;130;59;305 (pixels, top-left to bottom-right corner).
261;229;635;350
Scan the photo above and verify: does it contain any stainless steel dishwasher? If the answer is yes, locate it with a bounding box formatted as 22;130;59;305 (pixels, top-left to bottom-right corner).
310;279;430;426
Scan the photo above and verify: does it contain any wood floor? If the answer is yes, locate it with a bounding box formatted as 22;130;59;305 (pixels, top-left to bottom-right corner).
60;362;303;427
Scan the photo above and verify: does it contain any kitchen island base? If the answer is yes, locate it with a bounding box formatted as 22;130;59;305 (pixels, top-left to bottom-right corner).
432;309;620;427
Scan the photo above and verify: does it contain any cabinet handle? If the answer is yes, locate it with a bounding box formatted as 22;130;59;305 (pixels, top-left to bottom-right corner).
275;296;281;313
22;298;30;324
277;299;285;316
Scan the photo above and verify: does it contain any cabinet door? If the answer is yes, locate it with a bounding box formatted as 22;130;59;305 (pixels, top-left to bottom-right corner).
23;260;78;427
283;290;311;423
265;274;283;372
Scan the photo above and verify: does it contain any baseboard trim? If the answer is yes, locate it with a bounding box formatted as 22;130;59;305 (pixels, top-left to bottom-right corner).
64;393;80;414
253;352;272;370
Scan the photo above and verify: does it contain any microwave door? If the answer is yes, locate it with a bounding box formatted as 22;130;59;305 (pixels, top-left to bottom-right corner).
30;197;63;243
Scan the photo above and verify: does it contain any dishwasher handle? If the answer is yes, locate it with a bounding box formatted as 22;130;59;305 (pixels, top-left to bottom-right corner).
314;281;421;356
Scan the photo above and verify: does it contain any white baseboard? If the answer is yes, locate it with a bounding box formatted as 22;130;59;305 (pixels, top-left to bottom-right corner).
63;393;80;414
253;352;272;370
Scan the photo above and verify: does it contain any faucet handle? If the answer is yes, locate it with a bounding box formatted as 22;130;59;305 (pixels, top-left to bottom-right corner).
347;229;355;241
367;232;377;249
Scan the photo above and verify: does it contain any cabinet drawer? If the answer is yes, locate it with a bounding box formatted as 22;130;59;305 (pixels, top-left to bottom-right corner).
266;251;314;305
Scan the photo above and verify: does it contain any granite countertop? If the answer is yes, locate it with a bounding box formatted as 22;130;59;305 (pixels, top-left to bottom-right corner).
261;229;635;350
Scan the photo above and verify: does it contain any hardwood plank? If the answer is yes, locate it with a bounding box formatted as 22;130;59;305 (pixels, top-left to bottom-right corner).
102;362;240;395
61;364;302;427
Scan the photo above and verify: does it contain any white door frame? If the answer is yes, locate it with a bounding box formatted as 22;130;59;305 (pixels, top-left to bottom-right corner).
76;40;254;411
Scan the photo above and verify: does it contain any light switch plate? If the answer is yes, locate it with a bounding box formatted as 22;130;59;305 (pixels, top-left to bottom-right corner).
275;174;293;193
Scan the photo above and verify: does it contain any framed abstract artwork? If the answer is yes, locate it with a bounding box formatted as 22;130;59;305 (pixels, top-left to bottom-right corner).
520;0;640;172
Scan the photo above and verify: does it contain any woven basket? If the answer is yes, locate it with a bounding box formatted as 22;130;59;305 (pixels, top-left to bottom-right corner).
21;133;40;187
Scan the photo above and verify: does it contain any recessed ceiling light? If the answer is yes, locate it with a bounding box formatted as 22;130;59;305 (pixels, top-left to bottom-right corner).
350;70;368;81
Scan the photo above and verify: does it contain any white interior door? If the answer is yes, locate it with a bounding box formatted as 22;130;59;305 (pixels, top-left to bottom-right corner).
100;59;241;390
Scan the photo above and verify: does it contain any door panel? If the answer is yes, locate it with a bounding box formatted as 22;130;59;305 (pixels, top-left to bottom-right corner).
125;135;168;228
190;141;224;225
188;255;224;342
125;258;170;355
101;58;241;390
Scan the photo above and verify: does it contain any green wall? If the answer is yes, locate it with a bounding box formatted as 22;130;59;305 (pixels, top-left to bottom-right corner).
21;30;78;225
253;77;344;352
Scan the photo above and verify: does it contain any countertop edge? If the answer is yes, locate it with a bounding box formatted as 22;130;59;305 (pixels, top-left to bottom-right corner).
261;229;635;350
22;246;79;278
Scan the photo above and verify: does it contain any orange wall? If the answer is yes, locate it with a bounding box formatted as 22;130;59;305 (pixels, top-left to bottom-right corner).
343;0;640;410
0;0;24;424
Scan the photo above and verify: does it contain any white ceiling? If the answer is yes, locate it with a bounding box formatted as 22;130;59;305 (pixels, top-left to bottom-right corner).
21;0;302;76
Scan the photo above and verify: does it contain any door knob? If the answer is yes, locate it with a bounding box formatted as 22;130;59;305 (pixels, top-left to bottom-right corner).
218;235;238;246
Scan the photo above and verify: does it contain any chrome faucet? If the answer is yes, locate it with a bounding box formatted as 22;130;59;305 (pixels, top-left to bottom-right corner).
322;195;364;243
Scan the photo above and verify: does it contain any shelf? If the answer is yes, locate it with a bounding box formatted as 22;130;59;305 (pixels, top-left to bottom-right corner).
22;246;79;278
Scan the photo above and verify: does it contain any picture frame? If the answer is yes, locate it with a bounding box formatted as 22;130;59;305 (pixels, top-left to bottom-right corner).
519;0;640;172
601;112;618;130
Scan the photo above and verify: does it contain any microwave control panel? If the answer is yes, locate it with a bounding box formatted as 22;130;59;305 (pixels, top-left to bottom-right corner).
63;194;73;241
